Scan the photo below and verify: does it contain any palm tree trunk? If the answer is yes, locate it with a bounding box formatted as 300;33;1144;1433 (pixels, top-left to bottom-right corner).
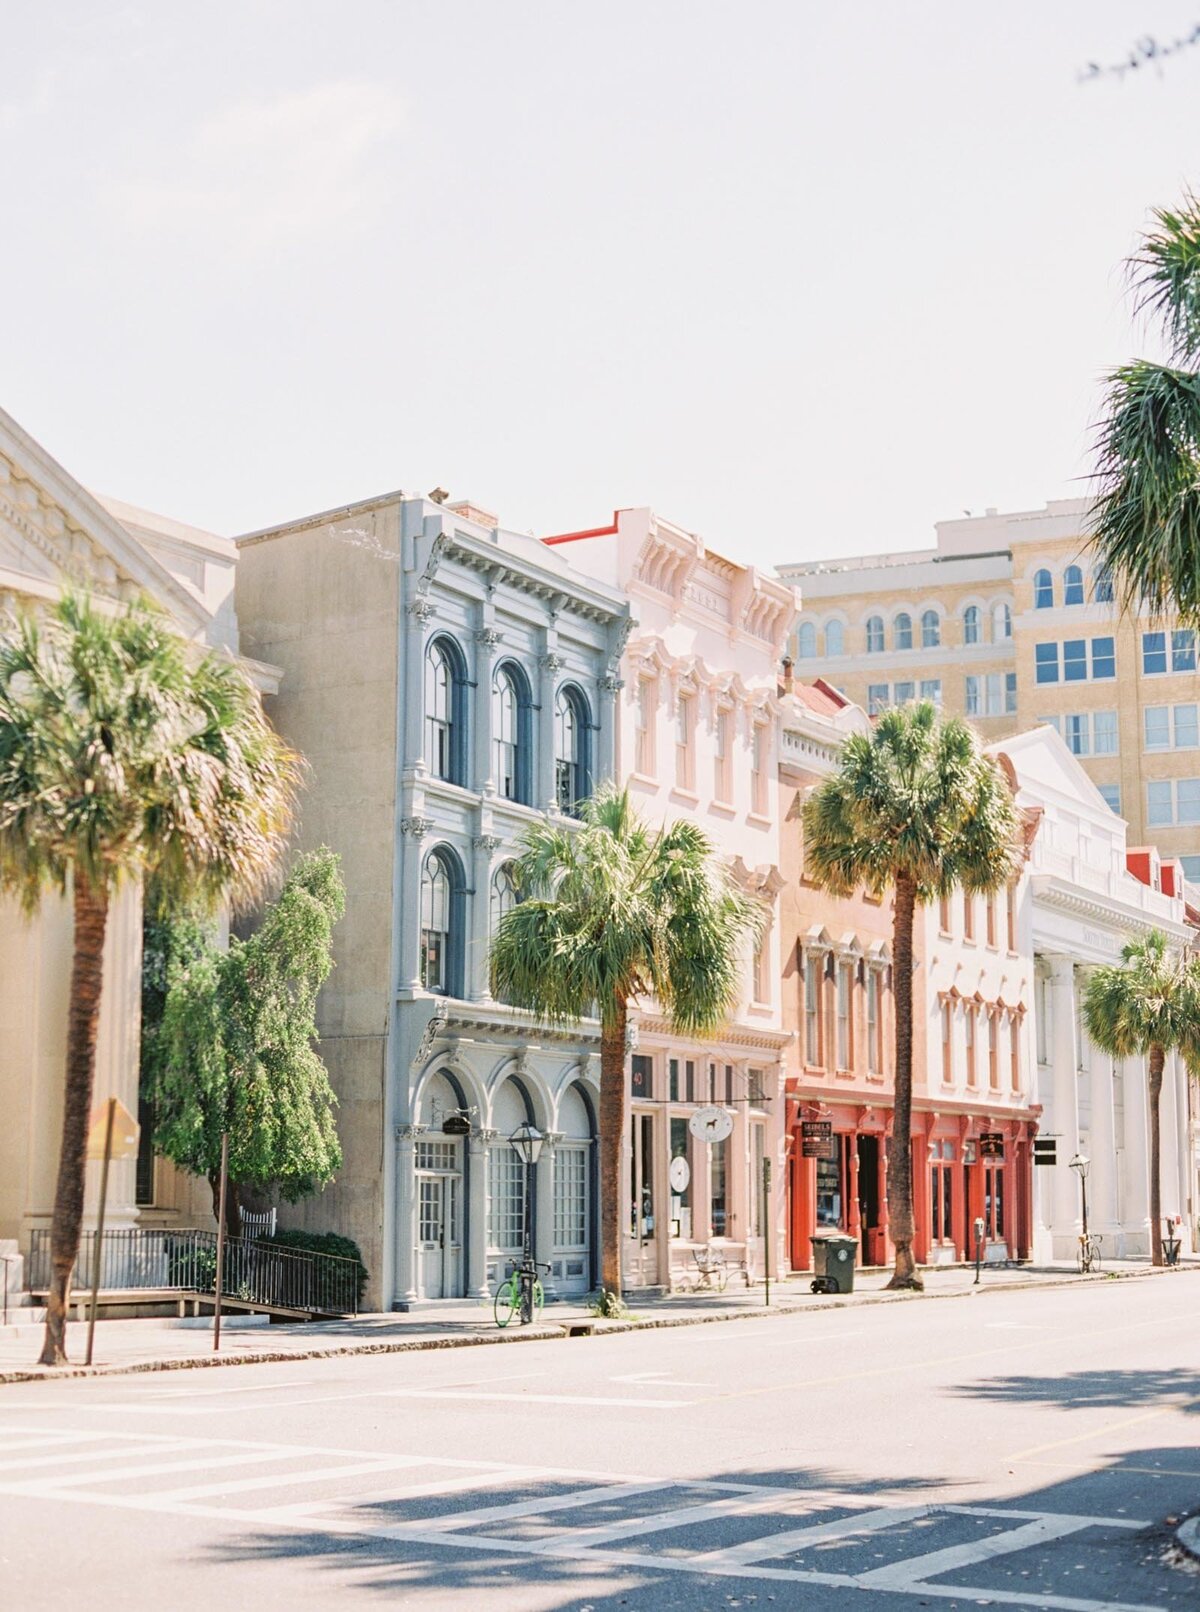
886;872;923;1291
1148;1043;1164;1267
598;997;628;1298
39;877;110;1366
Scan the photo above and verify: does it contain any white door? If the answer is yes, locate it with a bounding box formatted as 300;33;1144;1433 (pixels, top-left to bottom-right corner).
417;1171;461;1299
624;1111;659;1288
553;1143;590;1296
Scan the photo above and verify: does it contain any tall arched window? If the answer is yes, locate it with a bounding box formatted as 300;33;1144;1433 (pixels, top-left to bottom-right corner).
894;613;913;651
921;610;940;648
1033;569;1054;609
490;861;520;930
421;847;464;997
963;605;980;645
825;620;844;657
493;662;532;805
1063;564;1084;606
797;622;817;659
866;616;884;653
555;686;591;813
1094;567;1114;604
425;636;467;784
992;602;1011;641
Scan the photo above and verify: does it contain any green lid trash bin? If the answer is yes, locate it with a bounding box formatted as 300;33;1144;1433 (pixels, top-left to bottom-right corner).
810;1231;858;1295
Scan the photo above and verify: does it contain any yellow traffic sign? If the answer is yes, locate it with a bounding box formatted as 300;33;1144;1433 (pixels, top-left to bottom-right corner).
86;1098;140;1161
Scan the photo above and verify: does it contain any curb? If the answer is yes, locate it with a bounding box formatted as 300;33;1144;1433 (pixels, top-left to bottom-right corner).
1;1261;1194;1387
1177;1515;1200;1562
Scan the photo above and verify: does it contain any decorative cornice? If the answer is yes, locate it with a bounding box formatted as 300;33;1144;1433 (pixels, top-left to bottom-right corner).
407;598;435;623
395;1123;427;1141
538;652;564;673
1032;877;1191;942
473;833;502;852
474;627;503;648
401;816;434;838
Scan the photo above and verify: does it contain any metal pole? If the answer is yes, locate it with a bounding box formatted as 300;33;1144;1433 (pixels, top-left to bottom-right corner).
213;1131;229;1352
84;1098;116;1366
1080;1173;1089;1245
763;1158;772;1305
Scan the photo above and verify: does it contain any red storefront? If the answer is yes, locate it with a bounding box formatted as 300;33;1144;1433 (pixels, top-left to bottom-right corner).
787;1099;1038;1268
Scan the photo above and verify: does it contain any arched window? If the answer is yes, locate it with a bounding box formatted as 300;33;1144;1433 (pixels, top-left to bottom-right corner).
992;602;1011;641
1064;564;1084;606
894;613;913;651
425;637;467;784
824;620;844;657
797;622;817;659
493;662;532;805
866;616;884;653
1093;567;1114;604
921;610;940;648
490;861;520;930
421;847;464;997
963;605;980;646
1033;569;1054;609
555;686;591;813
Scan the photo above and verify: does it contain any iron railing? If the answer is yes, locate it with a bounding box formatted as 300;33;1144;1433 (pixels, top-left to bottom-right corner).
27;1227;359;1317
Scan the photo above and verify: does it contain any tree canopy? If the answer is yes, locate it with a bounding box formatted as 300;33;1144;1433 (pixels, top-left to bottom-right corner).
148;847;345;1211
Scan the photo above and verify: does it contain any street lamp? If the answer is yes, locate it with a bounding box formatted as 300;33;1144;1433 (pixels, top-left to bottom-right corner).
509;1122;544;1268
1069;1152;1090;1243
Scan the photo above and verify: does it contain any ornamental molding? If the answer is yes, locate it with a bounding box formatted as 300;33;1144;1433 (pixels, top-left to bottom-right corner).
474;627;503;648
411;1008;448;1068
407;598;435;623
600;673;625;694
401;815;434;838
538;651;564;673
473;833;502;853
1031;877;1190;944
394;1123;428;1141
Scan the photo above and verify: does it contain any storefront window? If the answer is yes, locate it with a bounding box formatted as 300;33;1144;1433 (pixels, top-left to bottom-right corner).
985;1165;1005;1240
816;1150;842;1227
750;1123;765;1236
669;1116;692;1240
711;1138;728;1237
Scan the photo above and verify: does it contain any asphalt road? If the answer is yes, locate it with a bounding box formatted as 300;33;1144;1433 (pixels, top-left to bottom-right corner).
1;1276;1198;1611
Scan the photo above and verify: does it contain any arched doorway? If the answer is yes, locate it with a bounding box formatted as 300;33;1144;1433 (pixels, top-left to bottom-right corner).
487;1078;534;1291
414;1071;465;1299
552;1083;595;1296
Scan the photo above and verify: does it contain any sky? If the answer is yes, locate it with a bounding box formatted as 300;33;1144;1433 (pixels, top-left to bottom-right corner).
4;3;1200;570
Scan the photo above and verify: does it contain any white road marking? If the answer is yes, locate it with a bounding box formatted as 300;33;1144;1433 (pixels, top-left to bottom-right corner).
384;1388;695;1408
144;1379;317;1398
610;1371;716;1387
5;1445;299;1493
700;1502;934;1566
0;1438;196;1473
859;1513;1096;1589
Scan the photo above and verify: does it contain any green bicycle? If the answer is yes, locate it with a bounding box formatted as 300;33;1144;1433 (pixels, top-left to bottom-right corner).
494;1258;548;1327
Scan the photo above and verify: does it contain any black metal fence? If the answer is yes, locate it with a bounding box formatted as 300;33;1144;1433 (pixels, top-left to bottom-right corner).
27;1227;359;1317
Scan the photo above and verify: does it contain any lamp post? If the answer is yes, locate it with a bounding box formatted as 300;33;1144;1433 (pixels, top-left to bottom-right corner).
1069;1152;1091;1271
508;1121;544;1278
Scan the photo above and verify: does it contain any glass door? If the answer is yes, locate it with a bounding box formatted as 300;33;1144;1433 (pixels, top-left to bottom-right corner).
626;1111;658;1287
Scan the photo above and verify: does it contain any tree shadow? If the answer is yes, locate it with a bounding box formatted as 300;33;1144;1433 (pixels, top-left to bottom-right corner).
195;1449;1200;1608
952;1368;1200;1414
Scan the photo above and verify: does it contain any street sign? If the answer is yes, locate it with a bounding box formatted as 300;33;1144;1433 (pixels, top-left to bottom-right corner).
441;1114;471;1136
86;1098;139;1161
978;1131;1005;1159
688;1106;733;1145
669;1154;691;1193
1032;1138;1057;1166
801;1120;835;1159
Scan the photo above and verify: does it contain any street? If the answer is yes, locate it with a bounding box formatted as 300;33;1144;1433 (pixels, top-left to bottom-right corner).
1;1277;1197;1611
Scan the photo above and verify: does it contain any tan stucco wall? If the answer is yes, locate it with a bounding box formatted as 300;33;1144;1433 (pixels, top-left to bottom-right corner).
235;505;402;1303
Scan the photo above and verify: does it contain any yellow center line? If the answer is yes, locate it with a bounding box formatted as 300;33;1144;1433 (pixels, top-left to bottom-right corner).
1005;1404;1181;1463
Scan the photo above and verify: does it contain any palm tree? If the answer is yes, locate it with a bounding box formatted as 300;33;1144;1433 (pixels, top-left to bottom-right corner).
0;592;300;1365
1091;193;1200;624
1082;930;1200;1267
802;702;1022;1291
489;784;759;1300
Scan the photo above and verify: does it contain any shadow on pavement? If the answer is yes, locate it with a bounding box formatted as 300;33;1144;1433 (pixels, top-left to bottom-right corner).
951;1368;1200;1414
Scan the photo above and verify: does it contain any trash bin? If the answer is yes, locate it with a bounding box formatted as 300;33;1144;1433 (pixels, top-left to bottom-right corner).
810;1231;858;1295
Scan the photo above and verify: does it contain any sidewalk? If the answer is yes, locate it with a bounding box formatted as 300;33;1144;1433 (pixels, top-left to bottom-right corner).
2;1256;1195;1384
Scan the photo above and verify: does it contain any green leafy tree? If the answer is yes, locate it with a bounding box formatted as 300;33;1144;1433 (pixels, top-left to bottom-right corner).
1082;930;1200;1267
1091;194;1200;624
489;785;759;1299
802;703;1022;1290
0;592;300;1365
149;848;346;1235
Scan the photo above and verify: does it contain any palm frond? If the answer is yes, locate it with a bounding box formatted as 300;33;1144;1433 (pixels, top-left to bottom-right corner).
1082;929;1196;1060
1130;193;1200;364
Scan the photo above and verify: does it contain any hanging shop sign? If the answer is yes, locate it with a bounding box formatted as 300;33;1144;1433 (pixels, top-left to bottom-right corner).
1032;1137;1057;1166
978;1132;1005;1159
688;1106;734;1145
441;1113;471;1137
800;1120;835;1159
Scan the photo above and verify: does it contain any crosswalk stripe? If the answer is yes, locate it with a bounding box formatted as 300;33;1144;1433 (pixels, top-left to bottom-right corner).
699;1503;934;1566
856;1514;1093;1589
0;1439;197;1474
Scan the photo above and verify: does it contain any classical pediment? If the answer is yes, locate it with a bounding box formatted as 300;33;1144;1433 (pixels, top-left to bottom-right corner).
0;408;206;634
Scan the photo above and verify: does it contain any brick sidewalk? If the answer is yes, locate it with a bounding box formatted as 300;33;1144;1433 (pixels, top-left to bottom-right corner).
2;1256;1194;1385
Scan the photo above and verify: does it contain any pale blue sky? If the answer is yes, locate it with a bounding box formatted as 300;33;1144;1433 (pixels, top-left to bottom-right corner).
4;3;1200;567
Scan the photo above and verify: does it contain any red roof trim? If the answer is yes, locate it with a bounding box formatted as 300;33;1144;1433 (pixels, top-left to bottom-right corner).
543;511;623;546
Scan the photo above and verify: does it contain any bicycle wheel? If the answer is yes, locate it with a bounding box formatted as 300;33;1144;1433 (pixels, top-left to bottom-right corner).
712;1263;728;1294
532;1278;545;1321
1089;1239;1102;1273
494;1278;518;1328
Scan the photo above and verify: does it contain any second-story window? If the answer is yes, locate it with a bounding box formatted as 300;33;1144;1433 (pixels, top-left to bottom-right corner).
751;722;768;814
963;605;980;645
1033;568;1054;609
866;615;884;653
836;960;853;1069
1006;883;1017;951
804;952;823;1066
493;662;532;805
941;1000;953;1082
986;893;997;948
797;622;817;659
1010;1015;1021;1091
714;706;732;802
425;636;467;785
963;892;975;941
894;612;913;651
555;686;591;813
825;620;844;656
867;969;883;1075
988;1009;999;1088
421;847;463;997
635;677;656;775
675;693;694;789
1064;564;1085;606
921;610;940;648
965;1003;977;1085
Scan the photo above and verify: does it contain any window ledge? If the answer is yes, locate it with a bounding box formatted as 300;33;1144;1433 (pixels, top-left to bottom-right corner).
710;799;737;818
629;770;658;788
746;811;772;829
669;786;700;806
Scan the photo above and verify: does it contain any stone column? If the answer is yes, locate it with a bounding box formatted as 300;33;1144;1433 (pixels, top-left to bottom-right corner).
1048;955;1081;1255
535;1133;562;1299
402;599;433;775
1088;1046;1119;1232
597;671;623;786
537;649;562;813
467;1129;494;1299
1123;1054;1150;1256
398;816;432;990
394;1124;423;1308
473;626;502;796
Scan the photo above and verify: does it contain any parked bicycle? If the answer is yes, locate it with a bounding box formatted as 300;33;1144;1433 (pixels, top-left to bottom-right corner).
494;1258;549;1327
1077;1232;1103;1274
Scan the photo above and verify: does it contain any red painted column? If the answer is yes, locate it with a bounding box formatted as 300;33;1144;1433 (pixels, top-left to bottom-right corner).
952;1116;970;1259
847;1132;861;1240
912;1134;929;1263
877;1124;891;1263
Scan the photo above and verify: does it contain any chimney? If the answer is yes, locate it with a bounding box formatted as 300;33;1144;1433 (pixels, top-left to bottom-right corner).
447;499;499;529
781;655;795;694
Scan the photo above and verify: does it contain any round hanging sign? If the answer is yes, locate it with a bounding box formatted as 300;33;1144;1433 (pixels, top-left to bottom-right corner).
688;1105;734;1145
668;1154;691;1194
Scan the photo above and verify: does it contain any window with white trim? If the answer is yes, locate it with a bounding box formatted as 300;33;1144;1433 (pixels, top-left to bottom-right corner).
966;672;1017;716
1180;854;1200;882
797;622;817;659
992;601;1012;641
921;610;940;648
867;969;883;1075
635;677;656;775
825;620;845;656
751;723;768;814
1033;569;1054;609
1046;711;1118;756
963;605;980;645
1144;703;1199;751
1063;564;1085;606
920;678;942;705
714;706;732;801
941;1000;953;1082
1098;782;1122;815
1148;777;1200;825
676;693;694;788
894;612;913;650
1142;629;1196;676
1034;637;1116;684
804;953;824;1066
866;616;884;653
836;960;853;1070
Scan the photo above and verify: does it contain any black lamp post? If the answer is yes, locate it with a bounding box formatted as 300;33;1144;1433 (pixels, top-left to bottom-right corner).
1069;1151;1090;1247
509;1122;544;1271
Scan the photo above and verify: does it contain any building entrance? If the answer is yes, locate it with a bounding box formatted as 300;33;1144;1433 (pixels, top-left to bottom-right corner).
856;1133;881;1264
415;1137;463;1299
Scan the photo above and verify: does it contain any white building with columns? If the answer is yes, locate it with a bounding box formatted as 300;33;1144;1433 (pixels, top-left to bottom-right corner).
991;726;1196;1262
236;492;628;1308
